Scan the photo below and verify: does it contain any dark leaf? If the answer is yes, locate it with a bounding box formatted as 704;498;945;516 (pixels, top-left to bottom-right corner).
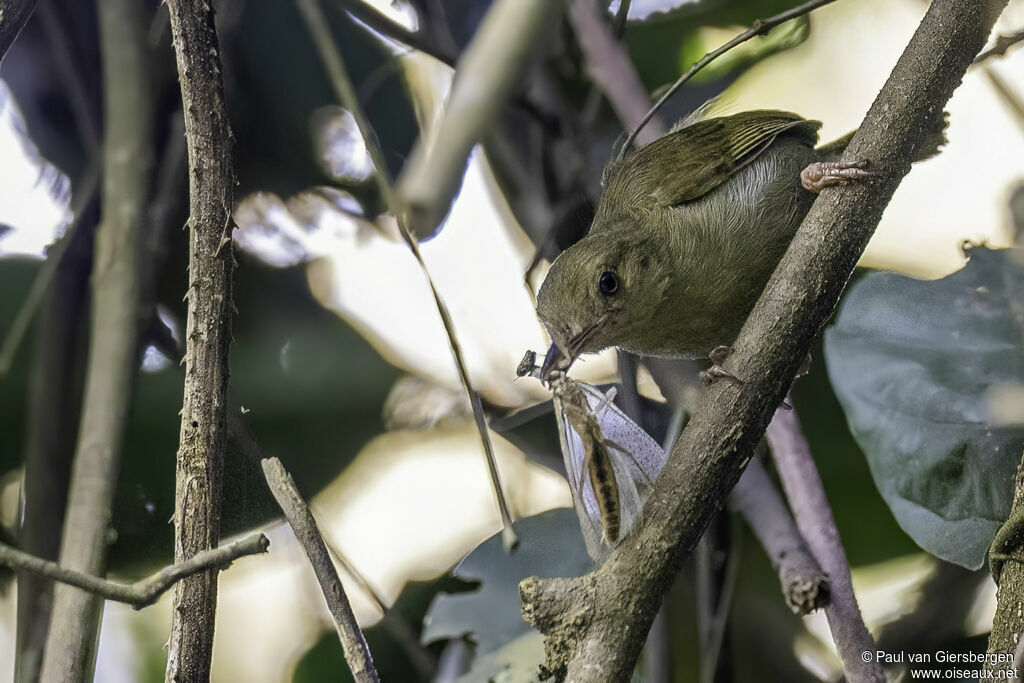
421;508;593;655
824;247;1024;569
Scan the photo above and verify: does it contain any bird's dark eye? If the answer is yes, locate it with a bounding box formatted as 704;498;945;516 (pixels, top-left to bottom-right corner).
598;271;620;297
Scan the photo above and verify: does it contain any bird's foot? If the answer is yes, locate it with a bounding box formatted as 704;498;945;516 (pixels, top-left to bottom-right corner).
700;346;744;387
800;160;875;193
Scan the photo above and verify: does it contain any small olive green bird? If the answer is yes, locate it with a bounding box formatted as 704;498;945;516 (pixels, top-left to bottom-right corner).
536;109;872;377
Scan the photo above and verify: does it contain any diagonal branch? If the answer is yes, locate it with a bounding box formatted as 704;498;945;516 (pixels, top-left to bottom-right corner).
0;535;267;610
567;0;665;146
766;405;873;676
262;458;379;683
519;1;1007;680
164;0;237;679
730;456;829;616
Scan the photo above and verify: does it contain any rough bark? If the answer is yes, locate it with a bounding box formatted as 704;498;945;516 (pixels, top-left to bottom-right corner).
164;0;236;679
520;1;1007;679
988;449;1024;662
38;0;152;679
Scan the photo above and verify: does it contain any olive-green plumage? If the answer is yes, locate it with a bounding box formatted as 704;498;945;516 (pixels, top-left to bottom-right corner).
536;109;828;365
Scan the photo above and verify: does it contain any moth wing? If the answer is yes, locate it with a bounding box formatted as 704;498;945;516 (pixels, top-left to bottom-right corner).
579;383;668;485
553;394;608;562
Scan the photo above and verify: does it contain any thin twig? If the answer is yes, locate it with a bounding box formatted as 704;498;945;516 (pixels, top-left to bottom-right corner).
164;0;237;678
296;0;524;548
620;0;839;157
39;0;153;678
323;537;437;679
568;0;665;146
262;458;380;683
730;456;830;615
0;535;267;609
333;0;456;66
766;405;877;680
974;27;1024;64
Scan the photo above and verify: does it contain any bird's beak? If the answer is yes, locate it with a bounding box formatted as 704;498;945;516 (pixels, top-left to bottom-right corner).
539;341;572;383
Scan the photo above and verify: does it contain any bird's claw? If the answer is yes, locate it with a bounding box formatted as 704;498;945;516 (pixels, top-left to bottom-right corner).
800;160;876;193
700;346;744;387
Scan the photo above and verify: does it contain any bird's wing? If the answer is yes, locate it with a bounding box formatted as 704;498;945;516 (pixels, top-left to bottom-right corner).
611;110;821;207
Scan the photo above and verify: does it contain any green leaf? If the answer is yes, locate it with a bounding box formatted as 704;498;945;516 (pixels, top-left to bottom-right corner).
824;247;1024;570
421;508;593;655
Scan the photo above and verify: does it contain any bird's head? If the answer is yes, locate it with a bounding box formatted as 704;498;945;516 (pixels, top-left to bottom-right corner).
535;230;669;379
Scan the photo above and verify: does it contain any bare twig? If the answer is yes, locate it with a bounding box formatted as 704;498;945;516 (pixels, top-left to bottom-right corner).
568;0;665;146
297;0;524;549
323;537;437;679
974;27;1024;64
730;456;830;615
262;458;380;683
620;0;839;157
164;0;237;679
39;0;152;679
0;0;35;61
395;0;565;237
1;535;267;609
766;407;877;679
520;1;1005;678
333;0;456;66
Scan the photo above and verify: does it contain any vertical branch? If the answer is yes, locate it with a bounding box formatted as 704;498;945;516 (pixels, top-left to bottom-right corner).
164;0;236;680
38;0;152;680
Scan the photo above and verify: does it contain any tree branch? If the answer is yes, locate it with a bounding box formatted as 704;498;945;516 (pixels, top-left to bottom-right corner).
1;535;267;609
974;27;1024;64
567;0;665;146
395;0;565;238
987;445;1024;660
0;0;34;62
519;1;1006;679
39;0;152;679
164;0;236;679
765;406;876;677
730;456;829;616
262;458;380;683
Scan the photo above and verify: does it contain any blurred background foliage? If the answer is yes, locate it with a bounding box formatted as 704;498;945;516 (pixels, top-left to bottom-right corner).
0;0;1022;681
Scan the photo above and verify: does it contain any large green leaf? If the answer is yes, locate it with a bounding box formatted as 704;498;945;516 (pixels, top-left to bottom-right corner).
824;247;1024;569
421;508;593;656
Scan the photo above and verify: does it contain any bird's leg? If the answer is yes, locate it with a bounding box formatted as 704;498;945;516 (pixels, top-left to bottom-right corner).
800;160;876;193
699;345;744;387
